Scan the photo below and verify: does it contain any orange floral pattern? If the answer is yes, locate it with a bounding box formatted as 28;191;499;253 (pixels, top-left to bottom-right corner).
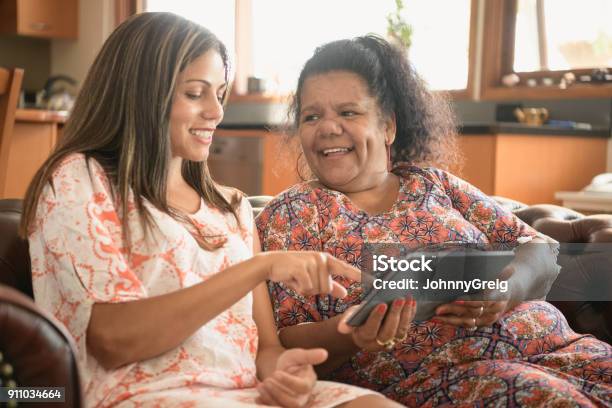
29;154;375;407
256;165;612;407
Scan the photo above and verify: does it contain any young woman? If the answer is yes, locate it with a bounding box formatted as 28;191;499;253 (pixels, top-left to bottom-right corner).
20;13;403;408
257;35;612;406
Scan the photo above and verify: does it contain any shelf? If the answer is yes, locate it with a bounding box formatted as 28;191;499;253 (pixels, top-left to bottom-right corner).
555;191;612;213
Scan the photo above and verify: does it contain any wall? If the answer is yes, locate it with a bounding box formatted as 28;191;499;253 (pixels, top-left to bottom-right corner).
0;36;50;90
50;0;114;85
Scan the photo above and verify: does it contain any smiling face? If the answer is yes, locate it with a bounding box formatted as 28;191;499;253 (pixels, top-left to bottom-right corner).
169;49;227;162
298;70;396;192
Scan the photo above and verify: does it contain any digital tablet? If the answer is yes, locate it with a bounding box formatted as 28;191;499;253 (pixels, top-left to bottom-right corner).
346;250;514;327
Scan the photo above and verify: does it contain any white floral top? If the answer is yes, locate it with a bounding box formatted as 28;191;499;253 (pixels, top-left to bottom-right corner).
29;154;374;407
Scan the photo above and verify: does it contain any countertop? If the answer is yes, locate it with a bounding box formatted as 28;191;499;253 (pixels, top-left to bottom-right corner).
15;110;608;138
460;122;610;138
15;108;69;124
219;122;610;137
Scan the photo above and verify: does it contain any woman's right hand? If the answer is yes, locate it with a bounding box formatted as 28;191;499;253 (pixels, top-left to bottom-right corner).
337;298;416;352
256;251;361;298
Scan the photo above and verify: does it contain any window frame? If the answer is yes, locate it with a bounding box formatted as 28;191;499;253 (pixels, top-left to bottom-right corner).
126;0;478;101
480;0;612;100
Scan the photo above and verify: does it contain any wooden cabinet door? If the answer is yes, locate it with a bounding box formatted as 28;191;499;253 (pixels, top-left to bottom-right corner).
0;0;78;39
455;134;496;195
18;0;78;39
262;132;300;196
458;133;608;205
2;122;56;199
493;134;607;205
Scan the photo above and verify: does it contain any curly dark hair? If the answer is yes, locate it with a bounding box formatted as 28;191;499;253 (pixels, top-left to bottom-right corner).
286;34;461;171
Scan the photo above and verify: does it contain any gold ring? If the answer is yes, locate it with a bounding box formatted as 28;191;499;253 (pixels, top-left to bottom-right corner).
375;338;396;350
394;332;408;342
464;317;478;331
375;338;388;347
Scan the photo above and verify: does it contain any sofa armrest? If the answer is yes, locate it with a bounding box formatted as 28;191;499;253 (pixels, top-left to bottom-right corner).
0;284;83;407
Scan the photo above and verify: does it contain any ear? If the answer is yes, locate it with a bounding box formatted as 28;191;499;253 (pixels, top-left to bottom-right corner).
383;113;397;146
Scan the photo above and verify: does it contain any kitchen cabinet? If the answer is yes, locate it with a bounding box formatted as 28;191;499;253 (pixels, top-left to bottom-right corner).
0;0;78;39
1;109;66;199
262;131;301;195
212;129;300;196
456;132;608;205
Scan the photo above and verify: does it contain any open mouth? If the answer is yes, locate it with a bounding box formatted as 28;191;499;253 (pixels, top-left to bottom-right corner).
189;128;213;141
320;147;354;157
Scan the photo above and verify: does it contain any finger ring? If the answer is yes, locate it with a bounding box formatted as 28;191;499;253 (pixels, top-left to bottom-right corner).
375;338;388;347
478;306;484;317
394;332;408;342
375;337;396;350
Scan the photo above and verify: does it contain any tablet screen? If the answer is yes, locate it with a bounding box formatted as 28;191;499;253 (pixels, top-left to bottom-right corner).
347;248;514;326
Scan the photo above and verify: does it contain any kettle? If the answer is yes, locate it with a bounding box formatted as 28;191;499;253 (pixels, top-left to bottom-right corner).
42;75;78;111
514;107;549;126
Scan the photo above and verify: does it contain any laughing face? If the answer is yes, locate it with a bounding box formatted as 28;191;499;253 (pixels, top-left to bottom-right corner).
298;70;396;192
169;49;227;162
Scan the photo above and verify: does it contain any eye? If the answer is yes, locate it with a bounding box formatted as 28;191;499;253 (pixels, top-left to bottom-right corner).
217;94;224;103
302;114;319;123
341;110;357;117
186;93;201;100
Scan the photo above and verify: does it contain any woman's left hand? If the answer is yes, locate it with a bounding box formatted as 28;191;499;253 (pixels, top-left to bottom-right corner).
433;299;508;329
256;348;327;407
433;264;518;330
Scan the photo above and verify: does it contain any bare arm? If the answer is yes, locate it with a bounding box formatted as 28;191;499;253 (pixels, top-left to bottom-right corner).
252;230;288;379
251;229;360;379
87;223;361;371
88;254;268;370
506;235;560;304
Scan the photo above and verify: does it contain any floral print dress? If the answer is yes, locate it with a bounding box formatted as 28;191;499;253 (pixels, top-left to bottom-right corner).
256;164;612;407
28;154;376;408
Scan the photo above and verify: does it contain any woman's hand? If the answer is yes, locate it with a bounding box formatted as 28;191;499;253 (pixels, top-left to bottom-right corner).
258;251;361;298
256;348;327;407
433;264;517;329
337;298;416;352
433;299;509;330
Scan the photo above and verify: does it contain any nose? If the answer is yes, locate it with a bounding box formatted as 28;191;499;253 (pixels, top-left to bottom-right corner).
201;95;224;123
317;117;342;137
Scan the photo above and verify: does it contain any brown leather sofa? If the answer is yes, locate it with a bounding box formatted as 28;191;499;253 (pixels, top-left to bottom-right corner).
0;285;82;407
493;196;612;344
0;197;609;407
0;199;82;407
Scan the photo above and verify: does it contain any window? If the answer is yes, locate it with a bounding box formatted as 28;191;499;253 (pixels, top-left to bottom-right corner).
250;0;473;94
145;0;235;59
143;0;474;96
514;0;612;72
481;0;612;100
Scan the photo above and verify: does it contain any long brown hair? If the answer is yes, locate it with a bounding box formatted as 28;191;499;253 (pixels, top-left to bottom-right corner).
20;12;241;248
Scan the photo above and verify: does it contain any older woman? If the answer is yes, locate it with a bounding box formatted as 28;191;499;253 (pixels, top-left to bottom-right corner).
256;35;612;407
